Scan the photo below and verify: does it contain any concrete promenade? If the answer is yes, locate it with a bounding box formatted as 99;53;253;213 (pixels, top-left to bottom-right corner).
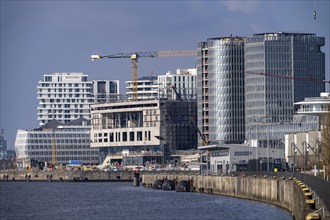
142;174;329;220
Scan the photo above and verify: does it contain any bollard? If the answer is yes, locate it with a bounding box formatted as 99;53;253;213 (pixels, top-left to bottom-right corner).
303;188;310;193
47;174;52;182
133;172;140;187
304;192;313;199
305;199;316;209
305;212;321;220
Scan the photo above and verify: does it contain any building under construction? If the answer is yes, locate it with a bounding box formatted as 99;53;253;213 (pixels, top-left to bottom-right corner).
90;99;197;162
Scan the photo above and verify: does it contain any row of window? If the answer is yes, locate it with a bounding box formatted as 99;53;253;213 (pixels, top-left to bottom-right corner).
39;82;90;87
39;93;93;98
27;144;92;149
39;99;94;105
93;130;152;143
27;132;89;138
26;138;90;144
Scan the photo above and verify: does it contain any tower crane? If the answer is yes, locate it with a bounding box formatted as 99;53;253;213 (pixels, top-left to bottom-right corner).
91;50;196;100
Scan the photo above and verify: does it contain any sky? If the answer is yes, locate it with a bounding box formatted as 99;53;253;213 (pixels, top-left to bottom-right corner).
1;0;329;149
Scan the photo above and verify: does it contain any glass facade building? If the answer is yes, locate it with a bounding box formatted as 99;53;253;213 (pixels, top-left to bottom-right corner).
15;118;99;167
245;32;325;140
197;37;245;144
0;131;7;160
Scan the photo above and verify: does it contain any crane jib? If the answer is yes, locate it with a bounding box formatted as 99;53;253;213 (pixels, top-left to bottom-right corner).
103;50;196;59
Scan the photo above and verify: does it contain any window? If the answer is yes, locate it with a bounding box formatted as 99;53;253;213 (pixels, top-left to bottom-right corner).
137;131;142;141
123;132;127;141
130;132;134;141
110;133;114;142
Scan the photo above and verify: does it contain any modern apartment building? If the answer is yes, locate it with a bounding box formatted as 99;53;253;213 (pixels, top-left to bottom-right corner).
197;36;245;145
125;69;197;101
15;118;99;168
158;69;196;100
37;73;119;126
285;93;330;171
244;32;325;140
125;76;159;100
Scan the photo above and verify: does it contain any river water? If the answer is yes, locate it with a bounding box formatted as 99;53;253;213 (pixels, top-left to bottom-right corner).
0;182;292;220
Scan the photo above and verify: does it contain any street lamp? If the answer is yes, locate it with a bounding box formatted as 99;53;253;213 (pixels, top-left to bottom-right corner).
254;116;271;172
290;142;296;173
301;141;307;173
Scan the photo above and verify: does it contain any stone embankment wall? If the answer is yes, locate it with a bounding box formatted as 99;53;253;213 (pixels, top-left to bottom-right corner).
142;174;305;220
1;170;133;181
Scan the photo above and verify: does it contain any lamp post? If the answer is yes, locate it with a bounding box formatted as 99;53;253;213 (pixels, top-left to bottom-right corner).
256;119;259;171
266;118;272;172
291;142;296;173
254;117;271;172
302;141;307;182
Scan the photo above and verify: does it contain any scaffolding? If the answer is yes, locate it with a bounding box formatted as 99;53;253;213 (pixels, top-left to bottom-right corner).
160;100;197;153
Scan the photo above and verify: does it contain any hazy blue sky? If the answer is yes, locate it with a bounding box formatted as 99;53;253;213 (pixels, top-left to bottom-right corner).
1;0;329;149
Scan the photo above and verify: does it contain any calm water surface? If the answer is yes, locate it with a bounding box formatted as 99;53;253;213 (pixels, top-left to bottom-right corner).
0;182;292;220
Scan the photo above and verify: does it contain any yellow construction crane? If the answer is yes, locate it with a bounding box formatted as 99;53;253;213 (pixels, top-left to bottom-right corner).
91;50;196;100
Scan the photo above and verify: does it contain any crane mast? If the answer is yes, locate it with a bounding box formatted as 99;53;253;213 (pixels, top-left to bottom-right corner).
91;50;196;100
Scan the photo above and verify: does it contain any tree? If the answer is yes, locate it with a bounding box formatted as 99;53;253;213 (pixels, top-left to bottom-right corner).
320;105;330;179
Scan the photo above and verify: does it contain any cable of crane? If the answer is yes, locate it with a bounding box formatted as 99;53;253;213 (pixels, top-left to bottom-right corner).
245;71;328;84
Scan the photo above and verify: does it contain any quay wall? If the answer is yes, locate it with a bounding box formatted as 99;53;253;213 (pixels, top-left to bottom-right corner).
142;174;305;220
1;170;134;181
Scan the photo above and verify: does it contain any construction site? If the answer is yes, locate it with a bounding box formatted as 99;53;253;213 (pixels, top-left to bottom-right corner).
90;98;198;165
90;49;199;167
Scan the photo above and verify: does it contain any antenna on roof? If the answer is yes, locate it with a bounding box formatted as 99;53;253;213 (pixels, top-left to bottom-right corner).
313;0;317;20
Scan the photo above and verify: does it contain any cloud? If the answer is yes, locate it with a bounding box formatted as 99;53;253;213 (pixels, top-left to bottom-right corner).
222;1;260;14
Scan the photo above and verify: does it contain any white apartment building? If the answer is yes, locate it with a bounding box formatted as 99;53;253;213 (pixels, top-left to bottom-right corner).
158;69;196;100
37;73;119;126
125;76;158;100
125;69;196;100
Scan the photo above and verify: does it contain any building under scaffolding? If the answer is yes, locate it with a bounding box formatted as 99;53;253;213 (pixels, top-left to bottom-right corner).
90;99;197;162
